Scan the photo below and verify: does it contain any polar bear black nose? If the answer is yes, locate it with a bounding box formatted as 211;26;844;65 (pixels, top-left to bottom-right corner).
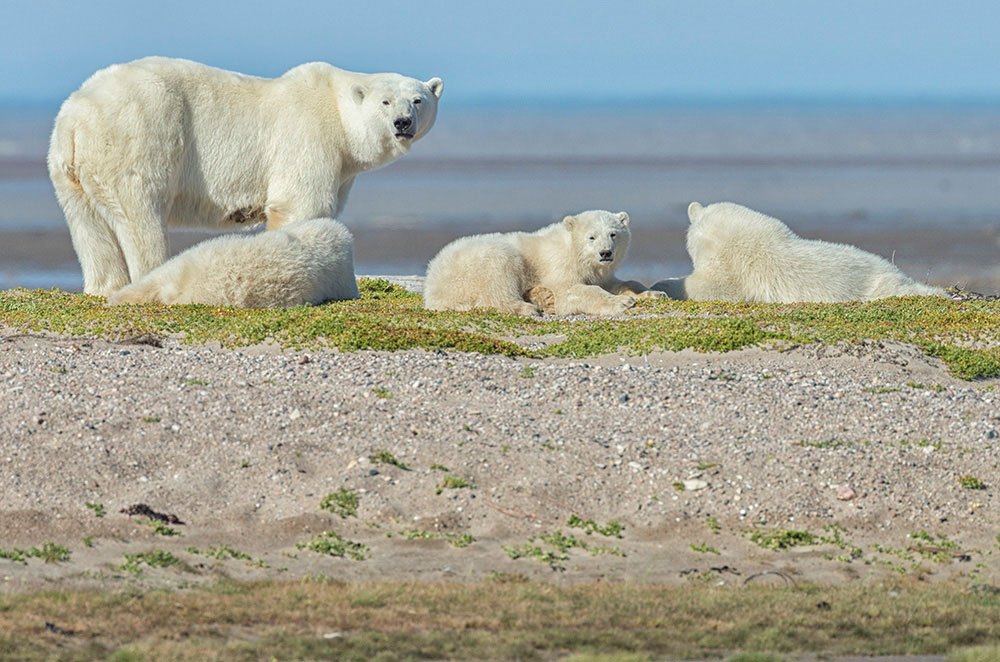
599;249;613;260
394;117;413;132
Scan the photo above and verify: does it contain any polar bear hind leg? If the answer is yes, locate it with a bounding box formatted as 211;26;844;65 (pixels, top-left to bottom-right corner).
55;177;131;296
425;240;539;316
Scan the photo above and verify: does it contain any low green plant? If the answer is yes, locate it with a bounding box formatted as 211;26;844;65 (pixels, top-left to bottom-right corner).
796;439;844;449
749;528;818;551
706;516;721;534
85;502;106;518
186;545;269;568
35;542;71;564
503;544;568;570
401;530;475;548
910;530;959;553
567;515;624;538
121;550;179;575
370;450;410;470
690;543;721;555
320;488;359;518
297;531;368;561
959;475;986;490
862;386;900;394
436;475;472;495
150;520;181;537
907;381;946;392
372;386;393;399
0;543;71;564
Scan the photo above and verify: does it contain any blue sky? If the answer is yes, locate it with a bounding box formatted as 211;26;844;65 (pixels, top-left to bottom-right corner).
3;0;1000;103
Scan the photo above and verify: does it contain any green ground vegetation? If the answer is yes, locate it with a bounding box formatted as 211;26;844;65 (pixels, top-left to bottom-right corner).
0;580;995;660
1;281;997;379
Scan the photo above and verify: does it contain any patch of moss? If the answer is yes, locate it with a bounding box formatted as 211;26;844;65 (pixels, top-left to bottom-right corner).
1;288;997;379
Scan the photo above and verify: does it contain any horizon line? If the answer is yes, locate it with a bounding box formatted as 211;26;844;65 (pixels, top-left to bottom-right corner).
4;92;1000;111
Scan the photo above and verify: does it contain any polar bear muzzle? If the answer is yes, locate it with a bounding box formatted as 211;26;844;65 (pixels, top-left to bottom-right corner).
394;116;415;139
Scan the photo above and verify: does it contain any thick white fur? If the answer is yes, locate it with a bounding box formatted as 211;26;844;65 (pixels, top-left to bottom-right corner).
424;210;665;316
107;218;359;308
49;56;443;296
653;201;945;302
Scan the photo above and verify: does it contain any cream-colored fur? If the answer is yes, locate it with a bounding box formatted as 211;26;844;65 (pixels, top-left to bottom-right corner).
49;56;443;296
652;201;945;302
107;218;359;308
424;210;665;316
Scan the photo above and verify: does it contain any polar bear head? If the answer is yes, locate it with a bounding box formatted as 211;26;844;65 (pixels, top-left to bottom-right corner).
347;73;444;166
563;210;631;279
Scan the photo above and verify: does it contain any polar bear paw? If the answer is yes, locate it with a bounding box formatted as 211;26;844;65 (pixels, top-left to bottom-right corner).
636;290;668;300
525;286;556;315
607;294;636;315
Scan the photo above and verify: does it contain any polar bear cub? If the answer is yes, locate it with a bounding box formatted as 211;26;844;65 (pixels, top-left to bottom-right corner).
424;211;665;316
49;56;443;296
658;201;945;302
107;218;359;308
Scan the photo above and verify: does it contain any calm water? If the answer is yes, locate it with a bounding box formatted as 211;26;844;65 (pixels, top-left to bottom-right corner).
1;101;999;291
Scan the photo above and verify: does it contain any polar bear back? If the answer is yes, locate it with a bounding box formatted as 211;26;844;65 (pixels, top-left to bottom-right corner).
424;232;534;311
108;218;359;308
684;202;944;302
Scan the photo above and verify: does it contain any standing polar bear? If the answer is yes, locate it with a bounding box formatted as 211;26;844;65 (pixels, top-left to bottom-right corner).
48;56;443;296
654;201;945;302
107;218;359;308
424;211;665;316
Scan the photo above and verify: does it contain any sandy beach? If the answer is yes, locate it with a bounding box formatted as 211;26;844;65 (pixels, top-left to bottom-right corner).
2;319;996;592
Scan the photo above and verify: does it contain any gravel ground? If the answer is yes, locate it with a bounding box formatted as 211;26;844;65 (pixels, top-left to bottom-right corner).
1;321;997;591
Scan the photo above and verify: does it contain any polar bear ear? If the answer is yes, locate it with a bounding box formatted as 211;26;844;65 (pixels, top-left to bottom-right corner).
616;212;629;226
562;214;576;230
426;77;444;99
687;202;704;223
351;83;367;105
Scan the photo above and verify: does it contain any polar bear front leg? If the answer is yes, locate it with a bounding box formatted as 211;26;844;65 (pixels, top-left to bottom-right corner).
265;174;342;230
554;283;636;316
606;278;668;300
333;177;356;217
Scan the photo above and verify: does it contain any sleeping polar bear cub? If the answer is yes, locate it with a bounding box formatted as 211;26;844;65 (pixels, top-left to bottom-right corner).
657;201;945;302
107;218;359;308
49;57;443;296
424;211;665;316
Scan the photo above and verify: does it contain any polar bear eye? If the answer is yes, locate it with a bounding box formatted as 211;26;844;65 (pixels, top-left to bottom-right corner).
382;100;390;106
588;235;595;241
610;232;617;239
413;98;422;105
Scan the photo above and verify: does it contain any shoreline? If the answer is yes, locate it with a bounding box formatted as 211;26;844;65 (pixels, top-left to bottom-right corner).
1;224;998;295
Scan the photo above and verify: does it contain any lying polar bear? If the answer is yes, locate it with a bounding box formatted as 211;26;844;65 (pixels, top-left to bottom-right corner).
49;56;443;296
652;201;945;302
107;218;359;308
424;210;665;316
